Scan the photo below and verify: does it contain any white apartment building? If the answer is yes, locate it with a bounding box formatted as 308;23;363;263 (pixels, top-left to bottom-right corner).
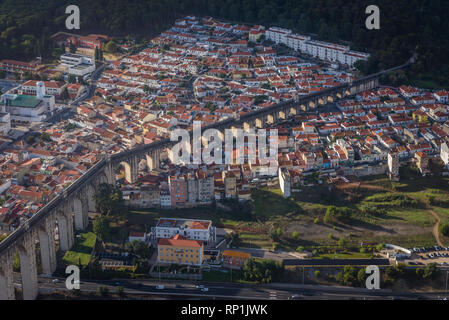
60;53;96;77
286;33;311;51
265;26;370;66
278;167;291;198
61;53;94;67
265;27;292;44
152;218;216;244
0;111;11;135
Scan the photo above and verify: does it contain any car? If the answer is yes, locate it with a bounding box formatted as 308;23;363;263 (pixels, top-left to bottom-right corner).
114;282;121;286
409;262;416;265
201;287;209;292
289;294;302;300
429;253;434;258
52;279;59;284
443;262;448;266
156;285;165;290
196;285;204;289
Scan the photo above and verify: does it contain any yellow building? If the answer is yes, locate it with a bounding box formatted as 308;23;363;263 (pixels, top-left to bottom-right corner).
412;110;428;123
157;234;204;266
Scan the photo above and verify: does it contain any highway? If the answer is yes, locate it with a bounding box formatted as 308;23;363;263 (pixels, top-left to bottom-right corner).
12;274;442;300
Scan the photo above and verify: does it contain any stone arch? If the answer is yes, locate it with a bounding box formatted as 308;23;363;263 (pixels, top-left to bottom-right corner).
56;211;74;252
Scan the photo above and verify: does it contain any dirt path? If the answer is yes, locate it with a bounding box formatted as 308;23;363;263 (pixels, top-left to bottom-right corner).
428;209;443;247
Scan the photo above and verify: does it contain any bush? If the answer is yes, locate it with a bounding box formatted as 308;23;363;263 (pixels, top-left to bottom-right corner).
243;258;284;283
97;286;109;297
296;246;304;252
291;231;300;240
314;270;321;278
439;223;449;237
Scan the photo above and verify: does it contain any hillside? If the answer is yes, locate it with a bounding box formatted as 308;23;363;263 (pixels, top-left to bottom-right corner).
0;0;448;87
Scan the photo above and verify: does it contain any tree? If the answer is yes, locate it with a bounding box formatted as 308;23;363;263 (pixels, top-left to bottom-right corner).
422;263;439;280
338;237;347;248
97;286;109;297
93;216;110;243
291;231;300;240
357;268;367;286
104;41;118;53
69;41;76;53
243;258;284;283
385;263;406;284
439;223;449;237
67;74;76;84
116;286;125;298
39;132;51;142
125;240;151;259
94;183;127;218
26;135;36;145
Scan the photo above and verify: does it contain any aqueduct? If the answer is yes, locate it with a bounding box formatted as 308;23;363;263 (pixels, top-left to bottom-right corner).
0;60;416;299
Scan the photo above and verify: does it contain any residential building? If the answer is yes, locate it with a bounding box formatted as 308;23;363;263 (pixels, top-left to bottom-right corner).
157;234;204;266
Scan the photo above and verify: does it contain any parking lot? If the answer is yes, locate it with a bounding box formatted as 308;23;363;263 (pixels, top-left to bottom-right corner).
405;246;449;267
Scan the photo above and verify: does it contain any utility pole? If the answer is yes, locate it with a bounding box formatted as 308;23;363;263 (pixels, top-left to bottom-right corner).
446;270;449;295
303;267;305;284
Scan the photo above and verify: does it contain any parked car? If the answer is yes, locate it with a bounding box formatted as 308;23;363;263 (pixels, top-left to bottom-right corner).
156;285;165;290
201;287;209;292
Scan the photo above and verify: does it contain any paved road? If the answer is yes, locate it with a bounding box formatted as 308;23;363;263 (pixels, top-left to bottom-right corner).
12;274;439;300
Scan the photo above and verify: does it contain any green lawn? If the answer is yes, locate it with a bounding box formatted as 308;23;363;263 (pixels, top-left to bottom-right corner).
312;252;373;259
62;232;97;266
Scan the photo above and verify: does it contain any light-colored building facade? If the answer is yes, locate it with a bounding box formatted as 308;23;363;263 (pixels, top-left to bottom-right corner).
157;234;204;266
152;218;216;245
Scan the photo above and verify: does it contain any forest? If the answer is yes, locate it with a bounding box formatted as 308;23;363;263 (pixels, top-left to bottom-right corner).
0;0;448;87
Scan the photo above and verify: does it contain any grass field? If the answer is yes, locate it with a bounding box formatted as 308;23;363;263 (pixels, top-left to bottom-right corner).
62;232;97;266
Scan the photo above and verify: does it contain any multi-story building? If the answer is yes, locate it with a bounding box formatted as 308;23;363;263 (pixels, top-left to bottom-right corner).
152;218;216;245
60;53;96;77
264;26;369;66
0;59;40;74
0;92;54;123
157;234;204;266
223;172;237;198
196;171;214;203
168;175;187;207
388;153;400;181
278;167;291;198
187;175;198;204
20;80;67;97
0;111;11;135
265;27;291;44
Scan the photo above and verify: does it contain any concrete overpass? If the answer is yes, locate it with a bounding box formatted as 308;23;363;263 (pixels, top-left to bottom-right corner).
0;60;413;299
